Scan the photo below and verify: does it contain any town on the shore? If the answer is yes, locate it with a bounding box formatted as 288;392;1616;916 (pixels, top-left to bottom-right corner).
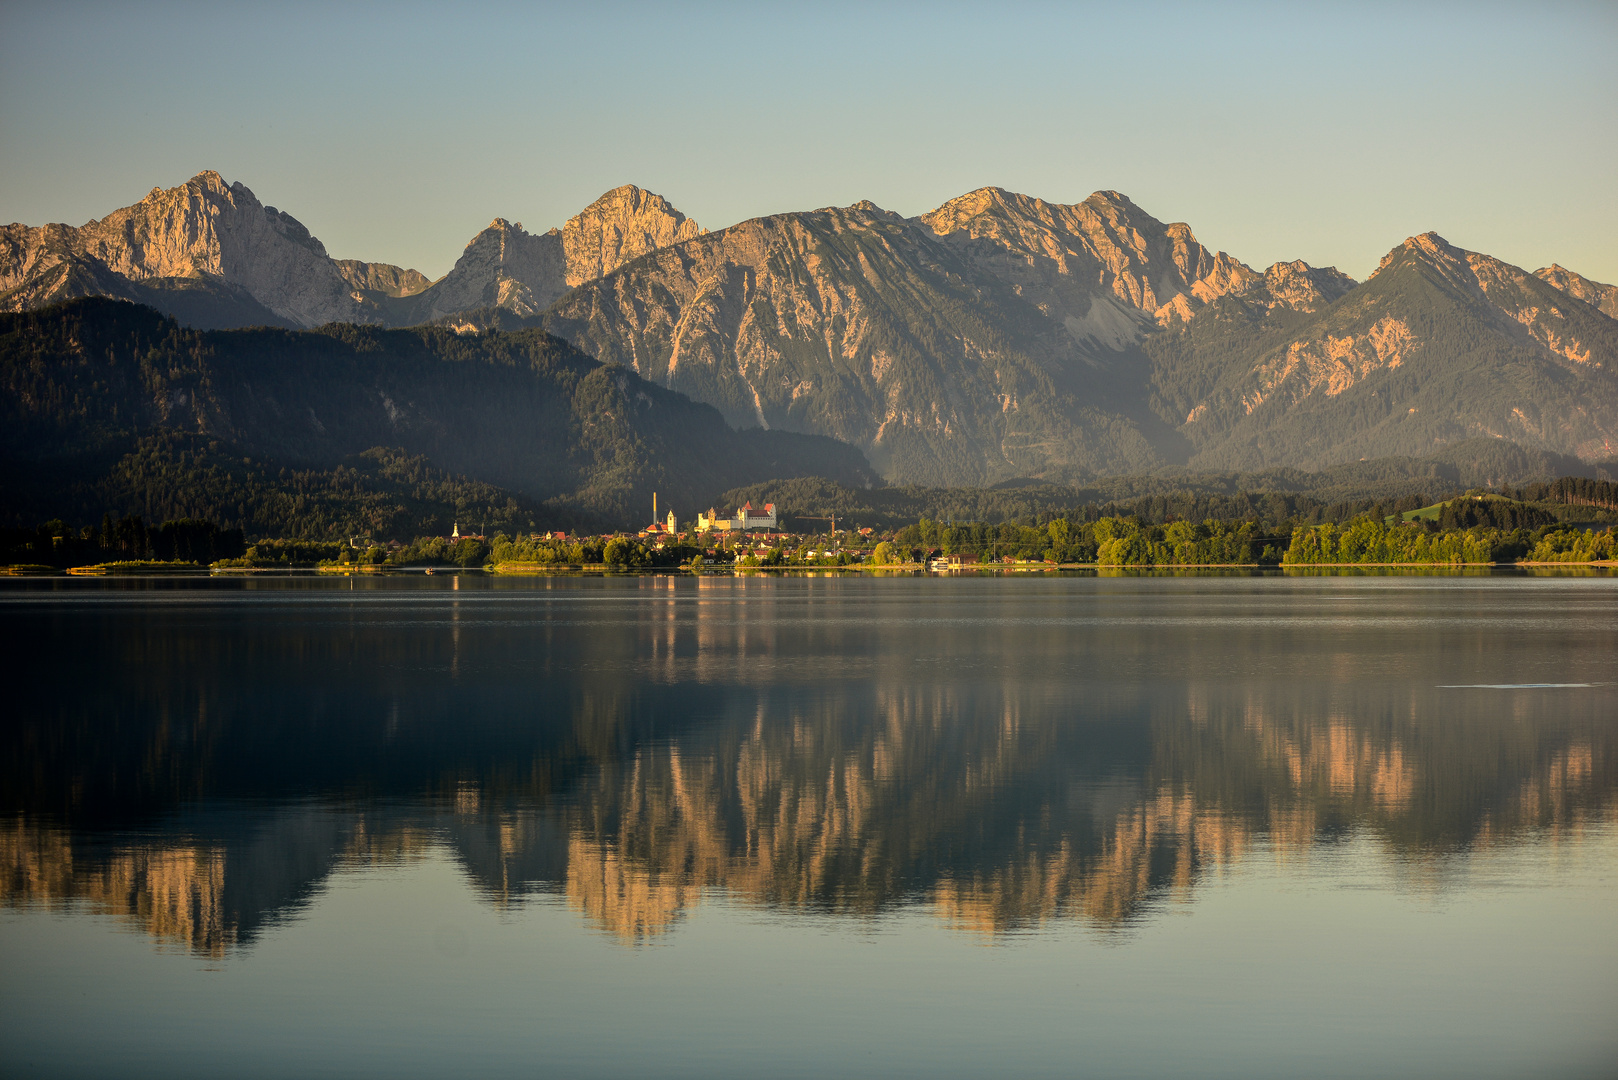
5;482;1616;575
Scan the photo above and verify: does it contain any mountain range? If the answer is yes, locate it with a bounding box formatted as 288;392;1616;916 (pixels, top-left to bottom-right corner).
5;171;1616;491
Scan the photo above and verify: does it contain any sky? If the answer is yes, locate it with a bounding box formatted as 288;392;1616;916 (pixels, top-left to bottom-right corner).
2;0;1614;283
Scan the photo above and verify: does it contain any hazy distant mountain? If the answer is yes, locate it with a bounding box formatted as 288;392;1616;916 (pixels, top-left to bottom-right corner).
1156;232;1618;470
1535;263;1618;320
334;259;431;297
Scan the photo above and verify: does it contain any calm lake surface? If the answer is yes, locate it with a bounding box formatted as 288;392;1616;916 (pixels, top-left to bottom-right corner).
2;572;1615;1079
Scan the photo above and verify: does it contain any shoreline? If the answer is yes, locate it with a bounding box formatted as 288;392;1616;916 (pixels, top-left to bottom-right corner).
4;559;1614;578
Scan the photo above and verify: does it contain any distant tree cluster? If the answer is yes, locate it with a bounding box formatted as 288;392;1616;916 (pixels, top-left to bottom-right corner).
1282;520;1505;565
879;494;1615;568
0;514;243;568
215;538;351;567
1528;528;1617;563
1508;477;1618;513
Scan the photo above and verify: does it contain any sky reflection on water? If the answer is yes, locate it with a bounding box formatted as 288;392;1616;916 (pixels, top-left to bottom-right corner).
2;573;1615;1078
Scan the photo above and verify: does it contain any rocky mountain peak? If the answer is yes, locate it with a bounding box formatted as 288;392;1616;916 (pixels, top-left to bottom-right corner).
1535;264;1618;319
355;184;702;326
561;184;702;287
470;218;534;243
920;186;1263;328
1259;260;1357;311
0;170;358;326
916;186;1026;230
1378;232;1467;276
1089;189;1133;204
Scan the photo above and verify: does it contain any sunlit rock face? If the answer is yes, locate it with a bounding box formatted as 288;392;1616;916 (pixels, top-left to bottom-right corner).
541;188;1373;486
543;200;1177;485
13;173;1614;481
1535;263;1618;320
562;185;703;288
1256;259;1357;313
0;171;365;327
918;187;1265;329
0;175;705;332
385;185;704;326
392;218;566;322
1155;231;1618;471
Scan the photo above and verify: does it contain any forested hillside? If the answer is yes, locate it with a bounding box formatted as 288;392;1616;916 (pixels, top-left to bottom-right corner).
720;440;1616;533
0;299;875;534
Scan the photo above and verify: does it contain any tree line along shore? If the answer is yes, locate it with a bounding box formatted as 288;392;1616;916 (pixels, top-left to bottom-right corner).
2;487;1615;574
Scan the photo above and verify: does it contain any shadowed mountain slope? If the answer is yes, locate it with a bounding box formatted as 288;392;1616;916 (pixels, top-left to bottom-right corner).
0;298;874;531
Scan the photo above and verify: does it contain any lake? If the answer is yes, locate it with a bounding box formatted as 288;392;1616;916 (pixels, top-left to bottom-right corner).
2;572;1615;1079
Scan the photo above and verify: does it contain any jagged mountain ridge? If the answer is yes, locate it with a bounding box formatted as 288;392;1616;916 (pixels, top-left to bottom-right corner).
540;189;1363;484
380;185;704;326
7;171;1617;484
0;171;370;327
1;173;703;332
1535;264;1618;320
918;187;1263;334
543;189;1618;482
1155;232;1618;470
542;201;1191;484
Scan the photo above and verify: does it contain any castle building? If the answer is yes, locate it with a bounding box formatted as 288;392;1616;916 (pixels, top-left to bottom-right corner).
696;501;778;533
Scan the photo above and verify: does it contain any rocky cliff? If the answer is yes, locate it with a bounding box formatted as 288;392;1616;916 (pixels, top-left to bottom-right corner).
0;171;364;327
545;201;1174;484
8;172;1615;480
918;187;1264;335
1155;232;1618;469
1;175;703;332
381;185;702;326
562;184;703;287
1253;259;1358;312
542;190;1357;484
1536;264;1618;320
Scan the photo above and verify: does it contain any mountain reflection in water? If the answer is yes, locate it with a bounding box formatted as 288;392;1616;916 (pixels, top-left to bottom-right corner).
3;574;1614;955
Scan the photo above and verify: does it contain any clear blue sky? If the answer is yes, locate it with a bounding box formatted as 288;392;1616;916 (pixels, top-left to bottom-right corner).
2;0;1614;283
